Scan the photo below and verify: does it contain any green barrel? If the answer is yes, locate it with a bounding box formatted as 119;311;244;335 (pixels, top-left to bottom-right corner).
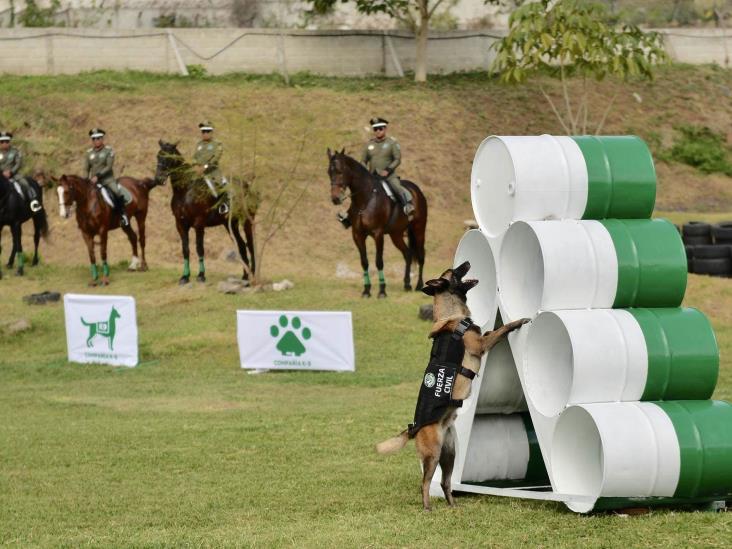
601;219;687;308
574;136;657;220
655;400;732;499
628;308;719;401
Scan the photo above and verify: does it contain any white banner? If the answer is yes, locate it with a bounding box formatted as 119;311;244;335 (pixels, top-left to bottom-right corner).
237;310;354;372
63;294;139;367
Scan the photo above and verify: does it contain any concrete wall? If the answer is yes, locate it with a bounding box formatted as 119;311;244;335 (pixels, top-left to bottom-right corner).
0;28;729;78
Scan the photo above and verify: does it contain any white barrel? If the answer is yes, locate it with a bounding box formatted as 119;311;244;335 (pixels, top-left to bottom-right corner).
477;339;527;414
498;220;618;321
470;135;588;238
551;403;680;513
461;415;531;482
525;310;647;417
453;229;498;331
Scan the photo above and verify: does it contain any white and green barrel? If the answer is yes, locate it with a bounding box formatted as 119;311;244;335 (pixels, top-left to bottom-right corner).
525;308;719;417
498;219;687;320
453;229;498;332
552;401;732;513
471;135;656;237
461;414;547;484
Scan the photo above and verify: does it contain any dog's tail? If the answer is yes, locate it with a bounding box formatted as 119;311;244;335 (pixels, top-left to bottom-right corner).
376;429;409;455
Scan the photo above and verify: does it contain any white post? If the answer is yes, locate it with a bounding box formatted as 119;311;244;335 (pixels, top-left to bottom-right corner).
383;32;404;77
167;31;189;76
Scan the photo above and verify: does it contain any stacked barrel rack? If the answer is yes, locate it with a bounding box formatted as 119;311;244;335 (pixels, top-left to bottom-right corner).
432;135;732;512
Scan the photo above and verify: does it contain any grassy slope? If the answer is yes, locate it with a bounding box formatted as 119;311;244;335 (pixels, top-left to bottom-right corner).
2;67;732;546
1;65;731;281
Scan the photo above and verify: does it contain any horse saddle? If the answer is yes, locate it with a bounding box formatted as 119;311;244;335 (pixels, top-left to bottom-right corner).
98;184;132;208
380;179;412;204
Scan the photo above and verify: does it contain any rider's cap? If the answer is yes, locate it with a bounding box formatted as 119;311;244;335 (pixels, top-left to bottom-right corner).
198;121;214;131
0;131;12;141
89;128;106;139
370;117;388;128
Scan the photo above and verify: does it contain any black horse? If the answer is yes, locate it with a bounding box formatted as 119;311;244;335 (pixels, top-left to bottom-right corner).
0;173;48;278
155;140;256;284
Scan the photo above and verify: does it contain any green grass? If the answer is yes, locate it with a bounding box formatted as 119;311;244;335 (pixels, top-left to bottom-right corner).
2;265;732;547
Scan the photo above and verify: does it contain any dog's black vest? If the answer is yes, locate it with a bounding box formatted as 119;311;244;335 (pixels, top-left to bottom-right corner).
407;318;477;438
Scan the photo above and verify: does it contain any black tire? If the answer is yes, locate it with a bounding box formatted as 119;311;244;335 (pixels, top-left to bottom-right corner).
683;221;712;237
685;245;694;258
693;257;732;276
683;234;713;246
687;257;695;273
713;222;732;244
694;245;731;260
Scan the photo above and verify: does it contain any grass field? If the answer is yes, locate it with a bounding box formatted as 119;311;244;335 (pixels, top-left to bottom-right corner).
2;66;732;546
1;263;732;547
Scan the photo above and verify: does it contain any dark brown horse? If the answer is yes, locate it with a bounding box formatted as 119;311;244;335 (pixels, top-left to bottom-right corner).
57;174;160;285
155;140;255;284
328;149;427;297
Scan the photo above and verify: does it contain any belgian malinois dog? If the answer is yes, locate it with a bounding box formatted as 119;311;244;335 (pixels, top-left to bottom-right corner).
376;261;529;510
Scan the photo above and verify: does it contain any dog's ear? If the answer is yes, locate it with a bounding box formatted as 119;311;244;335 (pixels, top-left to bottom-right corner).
422;277;449;296
453;261;471;281
460;279;479;294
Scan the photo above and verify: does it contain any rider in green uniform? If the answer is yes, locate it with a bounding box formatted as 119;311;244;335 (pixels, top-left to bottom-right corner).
0;131;42;212
83;128;129;227
192;121;228;214
361;117;414;218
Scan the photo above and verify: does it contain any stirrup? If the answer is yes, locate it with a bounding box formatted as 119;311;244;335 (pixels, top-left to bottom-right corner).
30;200;42;213
404;203;415;219
218;202;230;215
120;214;130;227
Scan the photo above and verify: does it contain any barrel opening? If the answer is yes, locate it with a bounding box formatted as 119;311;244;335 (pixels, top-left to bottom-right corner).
454;230;498;331
551;406;603;499
526;312;574;417
499;222;544;320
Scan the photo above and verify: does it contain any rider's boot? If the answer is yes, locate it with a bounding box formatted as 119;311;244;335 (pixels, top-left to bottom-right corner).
336;212;351;229
403;201;415;220
217;194;230;215
116;196;130;227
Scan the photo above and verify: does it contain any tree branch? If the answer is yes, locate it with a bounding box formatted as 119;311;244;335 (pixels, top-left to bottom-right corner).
540;86;571;135
594;90;619;135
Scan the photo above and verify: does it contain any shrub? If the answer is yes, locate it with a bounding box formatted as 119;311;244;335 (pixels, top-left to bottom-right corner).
668;125;732;176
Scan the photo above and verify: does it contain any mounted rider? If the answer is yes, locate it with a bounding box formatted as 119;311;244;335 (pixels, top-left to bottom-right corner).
361;117;415;218
192;121;228;215
0;131;42;212
83;128;129;227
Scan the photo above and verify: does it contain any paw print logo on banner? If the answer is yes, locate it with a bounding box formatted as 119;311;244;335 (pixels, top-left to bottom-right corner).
270;315;312;357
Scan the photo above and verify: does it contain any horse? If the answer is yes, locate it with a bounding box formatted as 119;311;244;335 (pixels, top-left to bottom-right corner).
154;140;256;285
327;148;427;298
57;174;161;286
0;172;48;279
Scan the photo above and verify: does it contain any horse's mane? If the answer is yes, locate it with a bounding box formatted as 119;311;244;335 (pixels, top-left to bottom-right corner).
337;152;372;179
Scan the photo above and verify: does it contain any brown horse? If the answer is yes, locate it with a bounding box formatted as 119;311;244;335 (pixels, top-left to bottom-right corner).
328;149;427;297
154;140;255;284
57;174;160;285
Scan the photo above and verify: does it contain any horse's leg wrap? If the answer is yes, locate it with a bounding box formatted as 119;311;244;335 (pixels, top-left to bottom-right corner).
182;259;191;278
363;271;371;287
378;270;385;284
103;262;110;277
198;258;205;274
17;252;25;269
91;264;99;280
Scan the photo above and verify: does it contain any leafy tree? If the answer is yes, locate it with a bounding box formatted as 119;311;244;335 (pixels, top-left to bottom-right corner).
308;0;454;82
491;0;668;135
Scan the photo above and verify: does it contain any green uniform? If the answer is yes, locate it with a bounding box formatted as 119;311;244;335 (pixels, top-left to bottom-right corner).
0;146;35;200
192;139;225;191
361;136;409;204
84;145;121;197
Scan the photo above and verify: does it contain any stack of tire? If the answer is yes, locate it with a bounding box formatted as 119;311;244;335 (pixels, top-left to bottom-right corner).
682;221;732;277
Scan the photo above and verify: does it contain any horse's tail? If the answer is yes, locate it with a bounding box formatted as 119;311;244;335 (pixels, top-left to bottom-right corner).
33;208;49;239
404;181;426;266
